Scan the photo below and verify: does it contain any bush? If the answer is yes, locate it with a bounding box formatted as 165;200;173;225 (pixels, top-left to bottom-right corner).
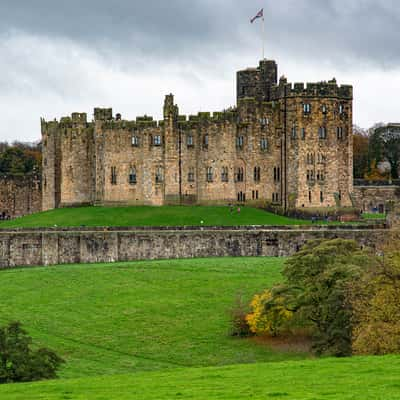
0;322;64;383
246;290;293;337
229;294;252;337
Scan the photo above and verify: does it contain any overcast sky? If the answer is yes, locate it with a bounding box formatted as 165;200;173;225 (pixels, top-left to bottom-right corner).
1;0;400;142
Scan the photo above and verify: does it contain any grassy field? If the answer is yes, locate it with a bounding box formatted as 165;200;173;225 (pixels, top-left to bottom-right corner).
0;206;312;228
1;356;400;399
0;257;308;379
362;212;386;220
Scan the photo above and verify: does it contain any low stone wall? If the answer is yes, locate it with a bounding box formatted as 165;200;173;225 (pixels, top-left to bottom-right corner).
353;186;400;213
0;226;386;269
0;175;42;218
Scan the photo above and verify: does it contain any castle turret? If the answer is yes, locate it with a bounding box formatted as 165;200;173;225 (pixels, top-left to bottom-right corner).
237;59;278;103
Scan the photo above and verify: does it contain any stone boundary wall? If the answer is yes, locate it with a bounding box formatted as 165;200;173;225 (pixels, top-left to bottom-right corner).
0;226;386;269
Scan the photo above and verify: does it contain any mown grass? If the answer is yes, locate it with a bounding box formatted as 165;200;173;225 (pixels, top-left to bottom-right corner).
362;212;386;220
1;355;400;399
0;206;312;228
0;257;308;379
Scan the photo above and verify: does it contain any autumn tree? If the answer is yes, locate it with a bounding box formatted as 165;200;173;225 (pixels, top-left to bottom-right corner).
353;126;369;179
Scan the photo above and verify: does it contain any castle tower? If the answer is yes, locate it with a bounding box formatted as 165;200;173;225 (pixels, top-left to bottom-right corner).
237;59;278;103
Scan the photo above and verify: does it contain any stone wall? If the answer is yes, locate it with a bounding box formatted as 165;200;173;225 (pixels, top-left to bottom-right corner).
0;175;41;218
0;226;385;269
353;185;400;213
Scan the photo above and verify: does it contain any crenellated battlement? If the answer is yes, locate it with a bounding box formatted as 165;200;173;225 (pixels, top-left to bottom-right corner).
270;78;353;100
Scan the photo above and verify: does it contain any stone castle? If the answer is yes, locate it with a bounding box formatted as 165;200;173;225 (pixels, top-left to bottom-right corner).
41;59;354;210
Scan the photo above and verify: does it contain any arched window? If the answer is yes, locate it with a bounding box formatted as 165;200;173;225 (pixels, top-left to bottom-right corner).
206;167;213;182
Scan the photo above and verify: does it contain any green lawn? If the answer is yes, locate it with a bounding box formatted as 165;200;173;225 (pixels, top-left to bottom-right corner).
362;212;386;220
1;356;400;400
0;206;312;228
0;258;307;379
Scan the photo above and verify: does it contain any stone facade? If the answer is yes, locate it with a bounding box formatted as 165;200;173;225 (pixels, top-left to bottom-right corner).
41;59;353;210
0;175;41;218
353;184;400;213
0;226;386;269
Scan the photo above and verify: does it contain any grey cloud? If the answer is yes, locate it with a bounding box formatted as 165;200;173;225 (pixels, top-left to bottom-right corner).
1;1;400;66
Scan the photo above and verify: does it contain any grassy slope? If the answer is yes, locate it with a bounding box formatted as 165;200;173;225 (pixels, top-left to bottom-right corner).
0;258;308;379
0;206;311;228
2;356;400;400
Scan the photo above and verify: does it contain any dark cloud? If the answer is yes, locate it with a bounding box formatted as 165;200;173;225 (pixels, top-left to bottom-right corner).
1;0;400;66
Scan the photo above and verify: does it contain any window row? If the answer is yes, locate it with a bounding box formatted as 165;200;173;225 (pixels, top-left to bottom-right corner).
306;153;326;165
290;126;347;140
131;134;269;150
303;103;346;115
306;170;326;182
111;166;267;185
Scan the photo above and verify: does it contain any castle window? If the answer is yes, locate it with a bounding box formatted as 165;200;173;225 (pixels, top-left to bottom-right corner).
339;104;344;114
322;105;328;114
260;138;268;150
291;125;297;139
188;167;195;182
301;128;306;140
132;135;139;147
303;103;311;114
337;127;344;140
206;167;213;182
236;167;244;182
254;166;261;182
155;167;163;184
221;167;229;182
236;136;244;149
309;191;312;203
272;193;279;203
318;127;327;139
203;134;209;149
187;135;194;147
320;191;324;203
129;167;137;185
238;192;246;202
153;135;162;146
274;167;281;183
339;190;342;201
260;117;269;126
111;166;117;185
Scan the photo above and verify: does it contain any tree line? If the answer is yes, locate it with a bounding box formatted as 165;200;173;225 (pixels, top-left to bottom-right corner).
0;142;41;176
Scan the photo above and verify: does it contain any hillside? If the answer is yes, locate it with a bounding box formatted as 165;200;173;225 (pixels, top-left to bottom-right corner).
0;206;311;228
1;355;399;399
0;257;308;379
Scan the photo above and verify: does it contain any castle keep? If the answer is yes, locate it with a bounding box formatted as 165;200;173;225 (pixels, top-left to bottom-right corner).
41;59;353;210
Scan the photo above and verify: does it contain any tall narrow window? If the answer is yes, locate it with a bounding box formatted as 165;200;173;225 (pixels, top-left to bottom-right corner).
236;136;244;148
309;191;312;203
153;135;162;146
188;167;195;182
155;167;163;183
339;104;344;114
318;127;327;139
187;135;194;147
254;167;261;182
320;191;324;203
129;167;137;184
206;167;213;182
301;128;306;140
221;167;229;182
303;103;311;114
260;138;268;150
236;167;244;182
111;166;117;185
322;104;327;114
132;135;139;147
203;134;209;148
337;127;344;140
291;124;297;139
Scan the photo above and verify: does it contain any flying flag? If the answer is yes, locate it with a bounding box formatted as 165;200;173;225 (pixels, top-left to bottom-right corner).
251;8;264;23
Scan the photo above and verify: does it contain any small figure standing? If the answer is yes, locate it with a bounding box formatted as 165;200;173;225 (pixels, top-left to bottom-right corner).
237;207;241;214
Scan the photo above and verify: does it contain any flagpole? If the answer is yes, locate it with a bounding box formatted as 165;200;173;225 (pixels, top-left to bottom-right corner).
262;15;265;60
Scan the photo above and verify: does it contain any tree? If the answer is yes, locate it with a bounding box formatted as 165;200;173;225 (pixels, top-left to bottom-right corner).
353;126;369;179
281;239;369;356
350;247;400;355
0;322;64;383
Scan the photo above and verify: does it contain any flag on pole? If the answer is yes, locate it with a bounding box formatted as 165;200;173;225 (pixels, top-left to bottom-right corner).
251;8;264;23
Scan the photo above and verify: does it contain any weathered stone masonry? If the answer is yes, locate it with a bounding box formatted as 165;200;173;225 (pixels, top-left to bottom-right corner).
41;59;353;210
0;226;385;269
